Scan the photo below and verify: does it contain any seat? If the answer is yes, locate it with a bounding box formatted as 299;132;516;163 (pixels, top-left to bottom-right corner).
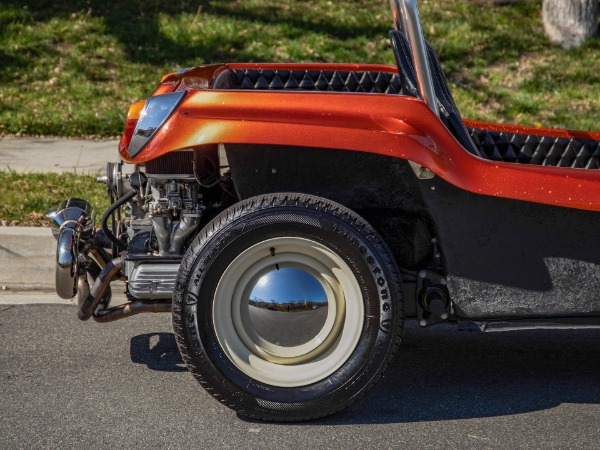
212;67;402;94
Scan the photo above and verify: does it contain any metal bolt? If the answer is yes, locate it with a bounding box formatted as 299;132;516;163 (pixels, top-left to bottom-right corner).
440;277;447;285
419;320;427;327
418;270;427;279
441;313;449;320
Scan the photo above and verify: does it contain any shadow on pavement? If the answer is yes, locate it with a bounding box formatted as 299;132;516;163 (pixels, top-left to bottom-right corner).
131;323;600;424
130;332;186;373
322;324;600;424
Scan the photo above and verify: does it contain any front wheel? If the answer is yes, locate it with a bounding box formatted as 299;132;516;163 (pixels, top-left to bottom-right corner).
172;193;403;421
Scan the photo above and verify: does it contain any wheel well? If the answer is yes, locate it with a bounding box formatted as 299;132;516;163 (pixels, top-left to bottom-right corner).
224;144;438;271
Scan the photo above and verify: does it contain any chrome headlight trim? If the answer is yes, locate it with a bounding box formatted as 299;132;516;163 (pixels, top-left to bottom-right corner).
128;91;186;158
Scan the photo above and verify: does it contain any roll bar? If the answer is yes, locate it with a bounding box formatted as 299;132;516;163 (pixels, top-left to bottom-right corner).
389;0;439;116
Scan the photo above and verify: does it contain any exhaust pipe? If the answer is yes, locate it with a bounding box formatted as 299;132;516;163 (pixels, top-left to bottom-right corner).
92;299;172;323
46;198;95;299
77;257;171;323
77;257;122;320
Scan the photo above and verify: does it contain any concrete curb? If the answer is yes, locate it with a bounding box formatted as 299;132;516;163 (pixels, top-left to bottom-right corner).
0;227;62;304
0;137;122;303
0;227;129;306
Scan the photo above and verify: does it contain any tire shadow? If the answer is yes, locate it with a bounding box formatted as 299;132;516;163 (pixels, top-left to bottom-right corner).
130;332;187;373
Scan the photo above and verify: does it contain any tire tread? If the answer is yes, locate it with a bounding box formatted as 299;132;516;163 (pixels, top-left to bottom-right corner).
172;192;403;421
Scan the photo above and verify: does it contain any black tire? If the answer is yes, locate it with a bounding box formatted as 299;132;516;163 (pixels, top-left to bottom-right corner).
172;193;403;421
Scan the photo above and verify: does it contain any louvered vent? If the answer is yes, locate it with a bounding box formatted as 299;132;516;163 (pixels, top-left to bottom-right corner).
145;151;194;174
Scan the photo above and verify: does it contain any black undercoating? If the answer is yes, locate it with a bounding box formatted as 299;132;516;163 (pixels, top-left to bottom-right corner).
225;145;436;272
417;175;600;319
226;144;600;320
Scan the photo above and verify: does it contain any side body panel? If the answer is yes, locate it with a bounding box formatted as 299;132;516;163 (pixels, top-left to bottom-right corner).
418;175;600;319
226;144;600;319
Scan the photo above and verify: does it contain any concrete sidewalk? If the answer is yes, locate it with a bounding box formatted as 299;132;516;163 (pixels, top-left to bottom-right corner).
0;137;120;305
0;136;119;174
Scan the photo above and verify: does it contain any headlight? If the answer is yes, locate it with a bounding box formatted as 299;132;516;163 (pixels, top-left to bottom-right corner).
128;91;186;157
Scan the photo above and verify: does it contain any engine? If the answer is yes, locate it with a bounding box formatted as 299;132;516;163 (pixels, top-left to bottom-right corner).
47;147;234;322
121;172;204;300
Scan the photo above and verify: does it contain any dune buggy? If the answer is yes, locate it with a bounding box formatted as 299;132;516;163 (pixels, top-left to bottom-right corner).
48;0;600;421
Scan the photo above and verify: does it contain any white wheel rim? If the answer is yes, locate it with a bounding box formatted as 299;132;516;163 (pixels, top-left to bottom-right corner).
212;237;364;387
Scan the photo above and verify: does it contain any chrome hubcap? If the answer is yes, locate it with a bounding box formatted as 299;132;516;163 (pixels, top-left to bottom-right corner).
213;237;364;387
246;267;329;349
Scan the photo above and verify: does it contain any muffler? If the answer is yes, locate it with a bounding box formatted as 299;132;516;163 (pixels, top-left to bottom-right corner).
47;198;95;299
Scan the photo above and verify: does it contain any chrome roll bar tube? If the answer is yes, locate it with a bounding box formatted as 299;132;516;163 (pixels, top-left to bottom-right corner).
389;0;439;117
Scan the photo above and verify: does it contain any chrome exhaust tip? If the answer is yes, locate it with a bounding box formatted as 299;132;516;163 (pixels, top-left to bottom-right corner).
48;198;95;299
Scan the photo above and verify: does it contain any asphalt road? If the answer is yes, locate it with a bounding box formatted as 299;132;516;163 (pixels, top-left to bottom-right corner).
2;304;600;449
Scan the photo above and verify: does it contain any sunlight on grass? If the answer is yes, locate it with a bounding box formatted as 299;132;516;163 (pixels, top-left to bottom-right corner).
0;0;598;136
0;171;109;226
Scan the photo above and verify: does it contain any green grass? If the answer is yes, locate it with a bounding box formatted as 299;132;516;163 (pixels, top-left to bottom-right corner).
0;1;598;224
0;171;109;226
0;0;598;137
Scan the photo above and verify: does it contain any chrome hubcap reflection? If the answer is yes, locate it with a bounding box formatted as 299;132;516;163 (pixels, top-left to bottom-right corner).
212;237;364;387
247;267;329;349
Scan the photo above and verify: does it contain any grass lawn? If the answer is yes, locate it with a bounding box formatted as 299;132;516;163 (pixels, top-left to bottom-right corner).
0;0;598;224
0;171;109;226
0;0;598;137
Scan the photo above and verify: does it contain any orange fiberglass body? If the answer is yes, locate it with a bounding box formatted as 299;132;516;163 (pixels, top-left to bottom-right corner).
120;62;600;213
48;0;600;422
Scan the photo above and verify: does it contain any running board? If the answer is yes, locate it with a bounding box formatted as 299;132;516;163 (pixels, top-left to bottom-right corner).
457;317;600;332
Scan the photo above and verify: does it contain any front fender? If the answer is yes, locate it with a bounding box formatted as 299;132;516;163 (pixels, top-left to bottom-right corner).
122;90;600;212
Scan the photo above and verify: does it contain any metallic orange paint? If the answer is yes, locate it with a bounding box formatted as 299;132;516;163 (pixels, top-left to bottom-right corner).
152;82;177;96
119;64;600;213
161;64;224;85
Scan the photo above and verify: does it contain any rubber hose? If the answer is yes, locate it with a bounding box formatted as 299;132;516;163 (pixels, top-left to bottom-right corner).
101;190;136;251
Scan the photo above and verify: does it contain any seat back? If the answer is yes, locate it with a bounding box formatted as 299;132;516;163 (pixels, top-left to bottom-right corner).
212;67;402;94
390;30;481;157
